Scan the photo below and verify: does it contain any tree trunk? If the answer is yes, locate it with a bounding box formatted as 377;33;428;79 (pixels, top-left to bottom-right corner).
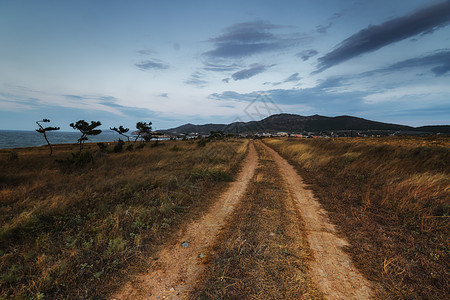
43;131;53;156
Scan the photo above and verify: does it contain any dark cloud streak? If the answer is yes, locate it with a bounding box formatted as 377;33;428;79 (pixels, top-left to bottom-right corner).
363;49;450;77
135;59;169;71
284;73;301;83
231;64;270;81
203;62;241;72
185;72;209;87
315;1;450;73
204;21;306;59
296;49;318;61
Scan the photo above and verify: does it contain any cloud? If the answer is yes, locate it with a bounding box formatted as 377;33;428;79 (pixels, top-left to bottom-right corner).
137;49;156;55
264;72;301;86
204;21;306;59
222;78;231;83
203;62;241;72
64;94;83;100
135;59;169;71
315;1;450;73
296;49;318;61
387;50;450;76
231;64;269;81
316;23;333;34
362;49;450;77
185;72;209;87
159;93;168;98
284;73;301;83
305;50;450;91
209;91;258;102
63;94;126;111
432;64;450;76
316;12;342;33
98;96;123;107
0;91;38;111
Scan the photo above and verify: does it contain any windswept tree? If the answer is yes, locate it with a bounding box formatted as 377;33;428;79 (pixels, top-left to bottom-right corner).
36;119;60;156
133;121;152;146
70;120;102;152
110;125;130;142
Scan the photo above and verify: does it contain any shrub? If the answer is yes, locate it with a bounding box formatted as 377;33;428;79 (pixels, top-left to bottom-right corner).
197;139;207;147
97;142;108;152
56;151;94;170
113;139;125;153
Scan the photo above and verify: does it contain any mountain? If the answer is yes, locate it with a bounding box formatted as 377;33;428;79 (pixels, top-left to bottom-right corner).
162;113;448;135
414;125;450;133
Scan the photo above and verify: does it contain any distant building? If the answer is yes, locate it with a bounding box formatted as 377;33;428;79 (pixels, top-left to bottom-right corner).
276;132;288;137
256;133;272;137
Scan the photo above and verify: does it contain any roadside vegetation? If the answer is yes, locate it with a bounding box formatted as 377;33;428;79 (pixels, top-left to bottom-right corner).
0;139;248;299
264;136;449;299
190;141;322;299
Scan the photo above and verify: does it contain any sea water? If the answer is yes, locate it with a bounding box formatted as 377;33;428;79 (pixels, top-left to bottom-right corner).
0;130;125;149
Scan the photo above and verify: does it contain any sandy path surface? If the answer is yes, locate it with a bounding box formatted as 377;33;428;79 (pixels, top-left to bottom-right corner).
261;142;374;299
112;142;258;299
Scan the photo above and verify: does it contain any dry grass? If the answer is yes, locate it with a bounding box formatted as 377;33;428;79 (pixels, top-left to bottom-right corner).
265;136;449;299
189;141;322;299
0;139;247;299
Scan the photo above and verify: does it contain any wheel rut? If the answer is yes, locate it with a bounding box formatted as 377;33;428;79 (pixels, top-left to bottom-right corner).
112;142;258;299
261;141;374;299
113;140;374;299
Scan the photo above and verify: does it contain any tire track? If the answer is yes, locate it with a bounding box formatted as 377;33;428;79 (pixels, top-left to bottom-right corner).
261;141;374;299
112;141;258;299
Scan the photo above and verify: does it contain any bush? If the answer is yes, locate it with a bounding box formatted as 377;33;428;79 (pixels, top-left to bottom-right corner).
56;151;94;170
197;139;207;147
150;141;160;148
97;142;108;152
113;139;125;153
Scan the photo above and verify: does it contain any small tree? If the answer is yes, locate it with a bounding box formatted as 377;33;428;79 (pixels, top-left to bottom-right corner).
133;121;152;146
70;120;102;152
36;119;60;156
110;125;130;142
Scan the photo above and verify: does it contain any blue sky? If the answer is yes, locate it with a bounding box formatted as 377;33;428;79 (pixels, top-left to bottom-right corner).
1;0;449;131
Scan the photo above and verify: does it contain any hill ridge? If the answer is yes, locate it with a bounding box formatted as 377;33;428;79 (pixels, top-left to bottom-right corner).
162;114;449;135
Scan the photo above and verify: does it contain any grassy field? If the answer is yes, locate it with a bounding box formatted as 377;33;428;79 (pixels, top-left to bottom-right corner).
264;136;449;299
0;139;248;299
190;141;322;299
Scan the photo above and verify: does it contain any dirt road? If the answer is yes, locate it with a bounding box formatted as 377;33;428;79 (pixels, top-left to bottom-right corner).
113;140;374;299
261;141;374;299
112;142;258;299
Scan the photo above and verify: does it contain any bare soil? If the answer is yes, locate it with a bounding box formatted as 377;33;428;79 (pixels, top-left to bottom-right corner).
112;142;258;299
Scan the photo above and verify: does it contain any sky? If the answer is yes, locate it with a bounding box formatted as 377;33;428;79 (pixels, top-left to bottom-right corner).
1;0;449;131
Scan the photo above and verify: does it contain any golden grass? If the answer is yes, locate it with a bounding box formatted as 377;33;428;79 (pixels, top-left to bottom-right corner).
264;136;449;299
0;139;247;299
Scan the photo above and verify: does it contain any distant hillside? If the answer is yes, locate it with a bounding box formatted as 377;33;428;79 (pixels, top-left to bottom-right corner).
161;113;435;135
414;125;450;134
